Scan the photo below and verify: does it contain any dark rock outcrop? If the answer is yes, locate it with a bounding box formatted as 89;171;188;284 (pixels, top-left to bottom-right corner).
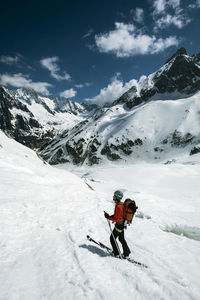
115;48;200;109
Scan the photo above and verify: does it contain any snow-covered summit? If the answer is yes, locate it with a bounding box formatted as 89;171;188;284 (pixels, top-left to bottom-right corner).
1;48;200;165
0;86;96;150
3;86;92;117
37;48;200;166
115;47;200;108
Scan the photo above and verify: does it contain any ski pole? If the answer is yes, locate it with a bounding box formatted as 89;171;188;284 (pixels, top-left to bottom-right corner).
107;219;122;259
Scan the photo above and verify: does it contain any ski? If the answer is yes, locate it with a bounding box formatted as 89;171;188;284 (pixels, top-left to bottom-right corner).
87;235;112;253
86;235;148;268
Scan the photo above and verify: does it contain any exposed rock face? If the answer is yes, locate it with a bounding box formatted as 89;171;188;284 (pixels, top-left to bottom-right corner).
1;48;200;166
115;48;200;109
190;146;200;155
39;93;200;166
39;48;200;166
0;86;96;150
0;87;54;149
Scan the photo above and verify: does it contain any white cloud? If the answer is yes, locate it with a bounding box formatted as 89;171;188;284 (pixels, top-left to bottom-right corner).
154;12;191;29
75;84;84;88
86;73;138;106
95;22;179;57
153;0;180;15
153;0;167;15
40;57;71;81
168;0;181;9
82;29;94;39
75;82;92;88
151;36;180;53
85;82;93;87
134;8;144;23
196;0;200;7
59;88;77;98
152;0;191;30
0;55;21;65
189;0;200;8
0;73;52;95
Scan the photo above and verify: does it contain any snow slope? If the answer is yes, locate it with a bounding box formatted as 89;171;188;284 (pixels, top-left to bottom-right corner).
40;92;200;165
1;131;200;300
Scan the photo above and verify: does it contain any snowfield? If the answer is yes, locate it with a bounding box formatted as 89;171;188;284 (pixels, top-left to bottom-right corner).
1;130;200;300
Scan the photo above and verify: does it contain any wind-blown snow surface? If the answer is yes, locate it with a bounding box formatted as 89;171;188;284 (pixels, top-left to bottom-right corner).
1;131;200;300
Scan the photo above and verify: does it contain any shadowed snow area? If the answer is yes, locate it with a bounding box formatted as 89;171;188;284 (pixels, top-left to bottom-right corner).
1;130;200;300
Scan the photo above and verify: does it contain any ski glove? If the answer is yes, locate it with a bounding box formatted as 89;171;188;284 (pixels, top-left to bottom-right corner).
104;211;109;219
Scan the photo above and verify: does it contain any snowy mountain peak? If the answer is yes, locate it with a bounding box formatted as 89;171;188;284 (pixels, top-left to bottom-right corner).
115;48;200;109
0;86;96;150
1;48;200;166
165;47;187;64
53;96;88;114
39;49;200;166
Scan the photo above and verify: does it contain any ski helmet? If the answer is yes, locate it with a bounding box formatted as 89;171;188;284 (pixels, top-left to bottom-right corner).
114;190;123;200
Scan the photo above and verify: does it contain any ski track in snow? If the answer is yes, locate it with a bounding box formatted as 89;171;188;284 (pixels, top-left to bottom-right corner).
1;131;200;300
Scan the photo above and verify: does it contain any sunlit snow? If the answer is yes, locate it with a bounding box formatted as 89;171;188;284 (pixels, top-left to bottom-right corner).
1;130;200;300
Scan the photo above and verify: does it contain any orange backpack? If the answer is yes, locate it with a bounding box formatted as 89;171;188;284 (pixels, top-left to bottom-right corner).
123;199;138;224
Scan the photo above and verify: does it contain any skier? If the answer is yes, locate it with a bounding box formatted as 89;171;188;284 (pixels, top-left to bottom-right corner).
104;190;131;258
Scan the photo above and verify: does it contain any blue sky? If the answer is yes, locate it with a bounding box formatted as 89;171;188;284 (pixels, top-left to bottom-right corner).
0;0;200;105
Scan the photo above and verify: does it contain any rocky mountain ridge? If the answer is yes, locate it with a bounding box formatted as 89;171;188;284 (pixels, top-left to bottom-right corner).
38;48;200;165
0;86;96;150
1;48;200;165
39;92;200;165
114;48;200;108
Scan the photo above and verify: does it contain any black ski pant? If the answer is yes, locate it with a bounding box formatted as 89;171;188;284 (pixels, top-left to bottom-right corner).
110;227;131;256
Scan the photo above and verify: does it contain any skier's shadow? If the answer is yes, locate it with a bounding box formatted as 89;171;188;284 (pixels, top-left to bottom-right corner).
80;244;110;258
